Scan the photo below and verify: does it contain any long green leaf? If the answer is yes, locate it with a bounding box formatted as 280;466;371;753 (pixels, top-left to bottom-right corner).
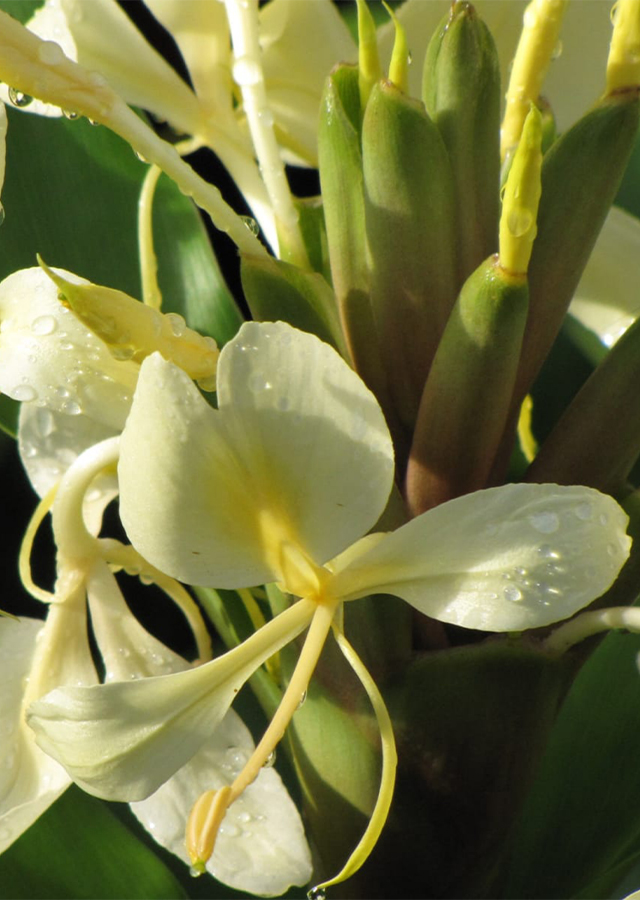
503;629;640;899
0;787;187;900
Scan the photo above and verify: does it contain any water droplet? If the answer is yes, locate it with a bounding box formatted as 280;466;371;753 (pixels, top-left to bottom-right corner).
31;314;58;336
307;887;326;900
538;544;560;559
263;749;276;768
8;87;33;108
11;384;37;402
513;566;527;577
297;689;307;709
248;373;273;392
61;399;82;416
38;41;65;65
506;207;533;238
111;344;135;361
504;586;523;603
551;38;563;60
607;543;620;557
134;149;149;163
233;56;262;87
528;511;560;534
118;647;131;658
189;865;205;878
257;108;274;127
599;513;609;526
237;811;253;824
574;502;593;521
62;109;79;120
219;821;240;837
240;215;260;236
165;312;185;336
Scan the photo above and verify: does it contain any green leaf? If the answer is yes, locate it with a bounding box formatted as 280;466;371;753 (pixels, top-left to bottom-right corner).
503;628;640;899
0;0;41;24
0;787;187;900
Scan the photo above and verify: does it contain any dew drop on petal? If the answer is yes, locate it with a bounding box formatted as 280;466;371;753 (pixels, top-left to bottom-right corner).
240;215;260;236
307;887;326;900
504;586;523;603
37;41;65;65
233;56;262;86
8;87;33;108
528;511;560;534
61;399;82;416
11;384;38;402
574;502;593;521
31;314;58;336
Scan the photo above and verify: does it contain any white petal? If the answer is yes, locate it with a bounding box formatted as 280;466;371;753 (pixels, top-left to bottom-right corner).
332;483;631;632
259;0;357;166
145;0;232;117
57;0;202;134
569;206;640;355
27;599;314;801
0;267;137;425
131;709;312;897
0;616;70;853
18;404;118;533
86;559;190;682
119;323;394;588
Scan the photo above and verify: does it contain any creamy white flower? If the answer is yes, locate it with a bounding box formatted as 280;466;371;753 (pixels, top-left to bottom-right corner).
26;322;630;813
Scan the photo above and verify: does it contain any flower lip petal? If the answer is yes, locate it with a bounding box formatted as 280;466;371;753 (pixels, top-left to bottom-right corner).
119;323;394;589
131;708;312;897
331;483;631;632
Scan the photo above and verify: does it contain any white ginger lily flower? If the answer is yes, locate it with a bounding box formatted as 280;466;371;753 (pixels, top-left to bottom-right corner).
3;436;311;896
26;321;631;879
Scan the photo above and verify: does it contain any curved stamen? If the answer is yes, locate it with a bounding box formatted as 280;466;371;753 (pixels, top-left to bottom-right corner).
309;622;398;896
19;482;58;603
186;596;339;870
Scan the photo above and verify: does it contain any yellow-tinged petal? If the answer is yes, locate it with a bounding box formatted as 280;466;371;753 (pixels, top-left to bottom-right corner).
130;710;312;896
259;0;357;167
0;267;137;426
55;0;202;133
330;483;631;632
118;323;394;588
40;261;219;388
26;598;315;801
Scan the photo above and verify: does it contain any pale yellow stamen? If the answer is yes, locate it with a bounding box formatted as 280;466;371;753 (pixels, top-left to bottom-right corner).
138;164;163;312
186;598;339;869
517;394;538;463
357;0;382;110
311;622;398;894
606;0;640;94
186;786;233;871
499;105;543;276
19;482;58;603
501;0;568;161
384;1;410;95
